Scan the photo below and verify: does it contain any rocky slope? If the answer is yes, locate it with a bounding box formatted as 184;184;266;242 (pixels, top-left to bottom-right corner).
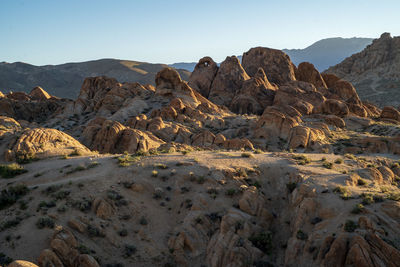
0;59;190;99
0;46;400;267
326;33;400;107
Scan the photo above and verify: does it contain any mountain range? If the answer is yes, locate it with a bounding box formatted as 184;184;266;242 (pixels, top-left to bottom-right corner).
0;59;190;99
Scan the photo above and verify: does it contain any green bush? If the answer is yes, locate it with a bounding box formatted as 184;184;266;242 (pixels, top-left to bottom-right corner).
333;186;352;200
334;158;344;164
36;217;55;229
344;220;357;232
123;244;137;258
0;184;29;210
351;204;365;214
249;231;273;254
293;155;311;165
241;152;253;158
87;224;105;237
0;163;27;178
322;162;333;169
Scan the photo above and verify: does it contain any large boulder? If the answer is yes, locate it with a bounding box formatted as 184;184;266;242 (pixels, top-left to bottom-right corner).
208;56;250;107
6;128;91;161
29;86;52;101
188;56;219;98
380;106;400;122
82;118;164;154
295;62;327;88
242;47;296;85
230;68;277;115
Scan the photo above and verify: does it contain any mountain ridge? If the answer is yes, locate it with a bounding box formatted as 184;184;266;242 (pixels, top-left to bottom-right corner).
0;59;191;99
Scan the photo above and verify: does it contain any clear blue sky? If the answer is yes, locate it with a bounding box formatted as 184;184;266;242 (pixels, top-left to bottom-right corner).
1;0;399;65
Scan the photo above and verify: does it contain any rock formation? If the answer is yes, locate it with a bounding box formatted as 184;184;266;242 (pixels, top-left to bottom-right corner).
326;33;400;107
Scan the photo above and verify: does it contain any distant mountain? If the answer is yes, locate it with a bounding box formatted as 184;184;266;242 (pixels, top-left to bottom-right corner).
325;33;400;107
0;59;191;99
169;37;373;72
169;62;197;72
283;37;373;71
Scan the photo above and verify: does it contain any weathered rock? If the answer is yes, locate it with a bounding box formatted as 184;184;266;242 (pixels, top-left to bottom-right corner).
38;249;64;267
188;57;219;98
29;86;52;100
7;261;39;267
82;118;164;154
208;56;250;107
295;62;327;88
324;115;346;128
6;128;90;161
92;197;115;220
316;99;349;117
242;47;296;85
381;106;400;122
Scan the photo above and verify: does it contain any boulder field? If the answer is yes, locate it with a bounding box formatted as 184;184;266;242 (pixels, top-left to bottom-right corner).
1;46;400;267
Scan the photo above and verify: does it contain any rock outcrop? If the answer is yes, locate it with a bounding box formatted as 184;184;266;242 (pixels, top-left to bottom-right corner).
0;88;69;122
5;128;91;161
326;33;400;107
81;117;165;154
242;47;297;85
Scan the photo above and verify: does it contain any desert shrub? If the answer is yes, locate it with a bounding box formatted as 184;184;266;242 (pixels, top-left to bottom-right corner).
77;244;95;254
333;186;352;200
139;216;148;225
15;151;38;164
361;193;384;205
0;253;13;266
0;163;27;178
293;155;311;165
38;200;56;209
42;185;62;195
87;161;100;169
0;184;29;210
254;149;263;154
123;244;137;257
335;158;344;164
387;192;400;201
249;231;273;254
52;190;71;200
181;150;190;155
154;163;168;169
357;178;368;186
107;190;123;201
36;217;55;229
66;165;86;174
72;198;92;212
87;224;105;237
345;153;356;160
322;162;333;169
296;230;308;240
225;188;237;196
241;152;253;158
118;154;140;167
351;204;365;214
118;229;128;237
0;216;22;231
344;220;358;232
69;149;82;157
286;182;297;193
57;205;67;213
